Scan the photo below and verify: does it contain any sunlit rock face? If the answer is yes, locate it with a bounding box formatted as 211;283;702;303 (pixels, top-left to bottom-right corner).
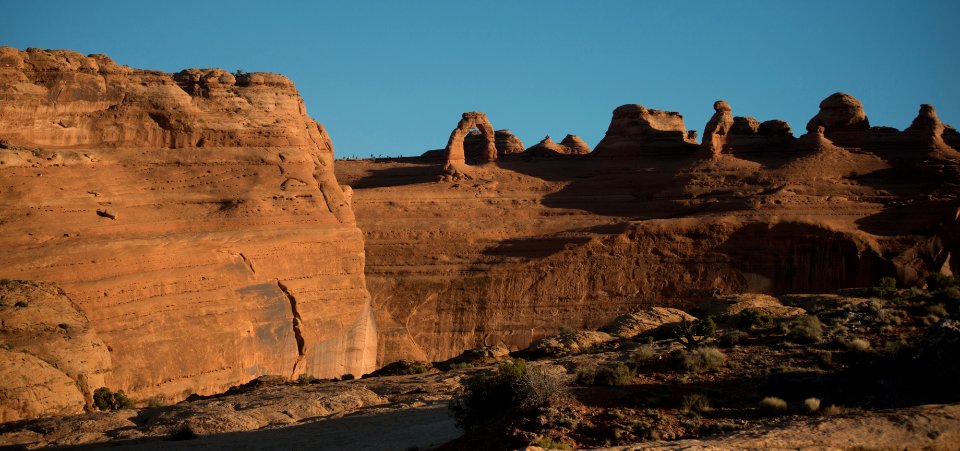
0;47;376;406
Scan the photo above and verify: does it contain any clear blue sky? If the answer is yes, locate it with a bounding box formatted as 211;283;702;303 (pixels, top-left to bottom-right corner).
5;1;959;158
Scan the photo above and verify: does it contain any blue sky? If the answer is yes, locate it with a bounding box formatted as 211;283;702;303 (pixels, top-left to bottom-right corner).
5;1;959;158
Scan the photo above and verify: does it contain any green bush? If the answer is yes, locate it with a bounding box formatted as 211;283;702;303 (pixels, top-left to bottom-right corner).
576;363;632;386
871;277;898;298
680;347;726;373
93;387;134;411
449;359;567;431
735;308;774;330
296;374;318;385
787;315;824;343
695;316;717;337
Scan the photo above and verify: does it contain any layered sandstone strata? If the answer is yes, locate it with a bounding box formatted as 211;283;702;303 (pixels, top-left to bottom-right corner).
336;93;959;366
0;47;375;405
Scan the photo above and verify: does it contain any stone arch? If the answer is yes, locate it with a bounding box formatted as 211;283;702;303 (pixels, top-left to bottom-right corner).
444;112;497;166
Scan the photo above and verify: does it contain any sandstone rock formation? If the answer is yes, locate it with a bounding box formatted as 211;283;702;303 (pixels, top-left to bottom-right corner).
700;100;734;158
559;134;591;155
805;92;870;147
591;104;698;158
0;280;111;421
699;101;796;160
442;112;496;178
603;307;697;338
422;129;524;161
0;47;375;405
905;104;950;150
337;90;958;364
696;293;805;319
494;129;525;155
526;330;613;358
521;134;592;157
522;136;569;156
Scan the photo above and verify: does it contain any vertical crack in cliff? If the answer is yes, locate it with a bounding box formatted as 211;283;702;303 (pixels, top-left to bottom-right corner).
276;280;306;377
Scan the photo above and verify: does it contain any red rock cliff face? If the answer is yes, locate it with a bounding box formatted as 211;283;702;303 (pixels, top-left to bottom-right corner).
335;93;959;366
0;47;375;403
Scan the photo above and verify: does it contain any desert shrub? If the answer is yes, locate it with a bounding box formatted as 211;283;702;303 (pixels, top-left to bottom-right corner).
845;338;871;352
871;276;898;298
340;373;355;381
450;359;566;431
718;330;748;347
680;347;726;373
534;436;572;450
58;323;70;330
821;404;842;415
93;387;134;411
14;300;27;308
735;308;774;330
926;272;958;291
694;316;717;337
519;366;569;409
576;362;632;386
804;397;821;413
296;374;318;385
680;393;711;417
631;344;656;363
759;396;788;414
787;315;824;343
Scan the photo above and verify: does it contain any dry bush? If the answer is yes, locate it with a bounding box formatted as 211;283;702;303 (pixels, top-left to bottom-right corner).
804;397;821;413
845;338;871;352
760;396;788;413
680;347;726;373
787;315;824;343
520;365;569;409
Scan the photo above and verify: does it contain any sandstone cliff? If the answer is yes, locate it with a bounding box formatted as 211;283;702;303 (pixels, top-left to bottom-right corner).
337;93;959;365
0;47;375;407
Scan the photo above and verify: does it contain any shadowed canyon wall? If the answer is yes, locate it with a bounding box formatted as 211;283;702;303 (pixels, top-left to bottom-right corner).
0;47;375;410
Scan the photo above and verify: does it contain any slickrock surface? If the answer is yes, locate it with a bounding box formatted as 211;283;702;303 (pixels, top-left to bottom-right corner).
0;281;111;421
336;92;958;366
0;47;374;407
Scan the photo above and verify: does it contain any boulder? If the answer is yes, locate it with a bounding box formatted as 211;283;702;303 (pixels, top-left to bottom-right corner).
697;293;806;319
0;280;111;420
0;349;87;422
526;331;613;357
604;307;697;338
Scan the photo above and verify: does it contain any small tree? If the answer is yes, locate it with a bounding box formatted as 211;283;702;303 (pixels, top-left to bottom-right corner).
93;387;133;411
